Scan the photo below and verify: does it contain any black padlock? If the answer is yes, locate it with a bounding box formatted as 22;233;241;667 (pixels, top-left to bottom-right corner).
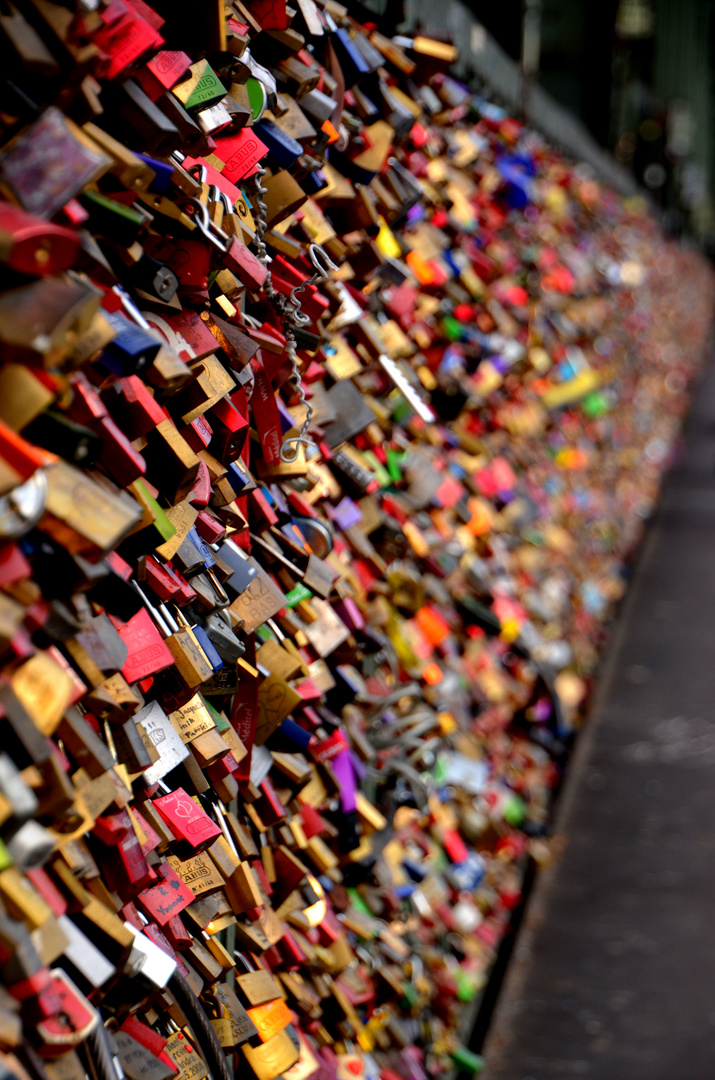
126;255;179;303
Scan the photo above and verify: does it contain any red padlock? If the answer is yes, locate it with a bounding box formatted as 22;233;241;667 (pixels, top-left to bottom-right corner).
0;202;78;276
35;970;97;1058
152;787;222;848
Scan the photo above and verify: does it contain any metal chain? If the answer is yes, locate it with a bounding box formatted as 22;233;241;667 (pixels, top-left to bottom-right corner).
251;165;337;463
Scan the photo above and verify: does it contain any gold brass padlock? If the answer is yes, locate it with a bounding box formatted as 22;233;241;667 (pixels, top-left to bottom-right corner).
209;1006;234;1051
164;1030;209;1080
235;953;282;1006
221;190;255;241
241;1027;300;1080
213;984;258;1046
163;608;215;690
260;170;308;228
245;998;293;1044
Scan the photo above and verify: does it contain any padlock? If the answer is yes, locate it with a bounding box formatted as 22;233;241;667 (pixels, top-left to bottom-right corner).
172;60;227;111
0;2;705;1079
213;983;258;1046
34;971;97;1057
200;609;245;662
0;275;103;367
104;80;182;157
0;108;111;219
152;788;222;849
241;1025;300;1079
235;953;283;1007
0;202;79;276
123;923;176;988
114;1028;177;1080
161;607;217;689
246;997;293;1043
142;420;201;503
155;92;215;156
134;701;190;784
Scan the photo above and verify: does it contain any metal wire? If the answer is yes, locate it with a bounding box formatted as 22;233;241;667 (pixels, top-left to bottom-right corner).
251;165;271;270
82;1019;123;1080
169;970;233;1080
250;167;337;463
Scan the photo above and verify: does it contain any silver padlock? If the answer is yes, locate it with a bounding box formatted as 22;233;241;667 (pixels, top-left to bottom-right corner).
200;609;246;663
123;922;176;989
6;820;55;869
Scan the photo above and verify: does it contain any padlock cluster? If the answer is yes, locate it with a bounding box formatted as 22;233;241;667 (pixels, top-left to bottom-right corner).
0;3;712;1080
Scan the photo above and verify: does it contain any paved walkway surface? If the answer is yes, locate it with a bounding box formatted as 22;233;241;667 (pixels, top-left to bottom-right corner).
483;357;715;1080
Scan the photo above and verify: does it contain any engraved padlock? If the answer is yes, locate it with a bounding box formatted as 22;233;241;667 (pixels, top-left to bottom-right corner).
235;952;283;1007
